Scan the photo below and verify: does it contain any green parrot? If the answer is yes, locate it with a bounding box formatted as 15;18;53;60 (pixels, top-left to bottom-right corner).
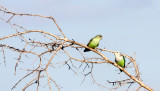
114;51;125;72
84;35;102;52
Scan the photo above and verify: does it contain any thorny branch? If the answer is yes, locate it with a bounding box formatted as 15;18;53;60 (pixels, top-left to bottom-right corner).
0;5;153;91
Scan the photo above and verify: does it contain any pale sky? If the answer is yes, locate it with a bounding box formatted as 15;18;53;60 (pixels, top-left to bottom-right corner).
0;0;160;91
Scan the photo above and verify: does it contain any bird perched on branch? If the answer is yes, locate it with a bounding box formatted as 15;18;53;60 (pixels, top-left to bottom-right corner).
84;35;102;52
114;51;126;72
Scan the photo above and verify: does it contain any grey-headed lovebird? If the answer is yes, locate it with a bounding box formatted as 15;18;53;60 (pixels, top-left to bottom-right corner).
114;51;126;72
84;35;102;52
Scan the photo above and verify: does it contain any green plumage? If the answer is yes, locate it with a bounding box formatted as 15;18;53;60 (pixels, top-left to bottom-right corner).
84;35;102;52
114;52;126;72
115;56;125;72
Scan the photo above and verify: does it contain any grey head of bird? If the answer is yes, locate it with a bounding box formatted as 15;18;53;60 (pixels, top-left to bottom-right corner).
95;35;102;40
114;51;123;61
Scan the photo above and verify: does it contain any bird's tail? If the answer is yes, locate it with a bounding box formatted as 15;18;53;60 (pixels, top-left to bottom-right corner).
84;48;90;52
120;69;123;72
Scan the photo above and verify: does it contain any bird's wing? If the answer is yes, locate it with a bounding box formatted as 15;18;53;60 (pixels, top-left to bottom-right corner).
115;59;117;63
123;56;126;67
87;38;94;46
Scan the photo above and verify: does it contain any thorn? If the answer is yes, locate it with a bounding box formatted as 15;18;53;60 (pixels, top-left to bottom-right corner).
35;80;38;84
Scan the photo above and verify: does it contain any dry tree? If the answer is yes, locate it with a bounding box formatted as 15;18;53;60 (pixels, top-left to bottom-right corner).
0;5;153;91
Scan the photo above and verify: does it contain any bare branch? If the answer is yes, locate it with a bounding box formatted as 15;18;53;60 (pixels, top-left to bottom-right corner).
0;5;153;91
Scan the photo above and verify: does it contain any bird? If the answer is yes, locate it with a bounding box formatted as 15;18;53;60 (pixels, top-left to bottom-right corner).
114;51;125;72
84;35;102;52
